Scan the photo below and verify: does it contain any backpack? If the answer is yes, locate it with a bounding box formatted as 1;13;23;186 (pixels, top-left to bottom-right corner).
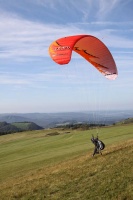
97;140;105;150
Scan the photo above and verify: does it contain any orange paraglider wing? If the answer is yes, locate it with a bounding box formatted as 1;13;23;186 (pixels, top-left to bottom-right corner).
49;35;118;80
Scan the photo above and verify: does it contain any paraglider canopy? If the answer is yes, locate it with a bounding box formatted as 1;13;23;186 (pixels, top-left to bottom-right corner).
49;35;118;80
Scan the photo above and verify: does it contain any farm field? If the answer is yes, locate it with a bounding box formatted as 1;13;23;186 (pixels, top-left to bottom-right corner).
0;124;133;199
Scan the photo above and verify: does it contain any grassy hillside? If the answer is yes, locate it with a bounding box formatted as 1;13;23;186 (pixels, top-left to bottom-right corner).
0;122;21;135
12;122;43;131
0;124;133;199
0;121;43;135
115;117;133;125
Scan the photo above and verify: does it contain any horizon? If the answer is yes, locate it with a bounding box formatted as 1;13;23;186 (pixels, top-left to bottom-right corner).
0;109;133;114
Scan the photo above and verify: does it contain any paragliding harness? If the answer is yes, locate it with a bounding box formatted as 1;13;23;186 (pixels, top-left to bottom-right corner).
91;134;105;156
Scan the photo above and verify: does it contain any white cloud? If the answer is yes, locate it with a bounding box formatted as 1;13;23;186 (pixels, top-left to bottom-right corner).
0;12;83;60
98;0;121;19
0;7;133;62
0;75;30;85
32;0;121;22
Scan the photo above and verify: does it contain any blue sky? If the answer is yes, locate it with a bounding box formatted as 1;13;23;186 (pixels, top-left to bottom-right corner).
0;0;133;113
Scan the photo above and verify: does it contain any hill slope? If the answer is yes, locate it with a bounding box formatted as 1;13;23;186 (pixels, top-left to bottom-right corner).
0;121;43;135
115;117;133;125
0;122;21;135
1;139;131;200
12;122;43;131
0;124;133;199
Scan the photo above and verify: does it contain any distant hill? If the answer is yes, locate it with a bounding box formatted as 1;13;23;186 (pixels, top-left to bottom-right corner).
0;122;43;135
0;110;133;128
0;122;21;135
0;115;30;123
12;122;43;131
115;118;133;125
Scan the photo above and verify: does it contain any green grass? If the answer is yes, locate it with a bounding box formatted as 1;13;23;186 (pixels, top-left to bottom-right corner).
12;122;32;130
11;122;42;131
0;124;133;199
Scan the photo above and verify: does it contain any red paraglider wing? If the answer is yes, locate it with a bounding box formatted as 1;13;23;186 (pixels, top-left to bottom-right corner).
49;35;118;80
49;35;86;64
